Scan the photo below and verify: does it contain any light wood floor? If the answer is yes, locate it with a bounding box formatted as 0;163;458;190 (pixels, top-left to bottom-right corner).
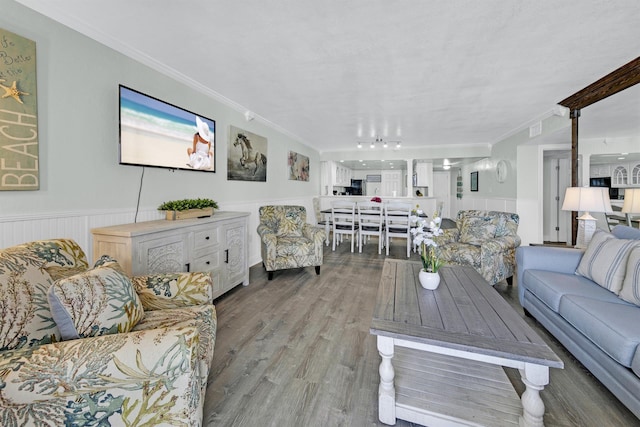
203;237;639;426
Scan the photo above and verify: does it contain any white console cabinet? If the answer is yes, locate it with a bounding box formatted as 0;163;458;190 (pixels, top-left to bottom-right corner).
91;211;250;300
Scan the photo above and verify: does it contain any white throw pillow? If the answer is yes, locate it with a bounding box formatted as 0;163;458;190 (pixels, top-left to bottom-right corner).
576;230;639;295
619;246;640;306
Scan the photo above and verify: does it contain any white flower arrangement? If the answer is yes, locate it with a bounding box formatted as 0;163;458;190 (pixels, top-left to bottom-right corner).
410;214;444;272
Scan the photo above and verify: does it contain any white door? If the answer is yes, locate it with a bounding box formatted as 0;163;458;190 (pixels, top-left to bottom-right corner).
381;171;401;197
432;171;451;218
543;155;571;243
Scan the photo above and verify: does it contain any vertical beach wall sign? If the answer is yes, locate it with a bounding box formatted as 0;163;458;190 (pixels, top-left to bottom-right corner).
0;28;39;191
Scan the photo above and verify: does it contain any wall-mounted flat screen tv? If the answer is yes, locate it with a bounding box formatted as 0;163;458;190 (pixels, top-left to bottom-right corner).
119;85;216;172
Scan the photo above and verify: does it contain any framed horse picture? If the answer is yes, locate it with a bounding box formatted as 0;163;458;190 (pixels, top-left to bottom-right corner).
228;126;267;181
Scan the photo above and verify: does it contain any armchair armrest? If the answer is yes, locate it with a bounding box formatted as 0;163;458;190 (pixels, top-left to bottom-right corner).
433;227;459;245
132;271;212;310
256;224;277;262
481;235;521;254
302;224;326;245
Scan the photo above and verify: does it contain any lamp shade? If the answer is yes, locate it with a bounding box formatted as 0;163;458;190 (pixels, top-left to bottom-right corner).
561;187;613;214
622;188;640;214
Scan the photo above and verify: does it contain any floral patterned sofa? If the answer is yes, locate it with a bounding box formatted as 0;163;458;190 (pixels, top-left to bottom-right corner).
433;210;521;285
257;205;325;280
0;239;216;426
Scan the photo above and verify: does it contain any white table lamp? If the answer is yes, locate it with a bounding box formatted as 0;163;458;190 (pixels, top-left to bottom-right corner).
561;187;613;249
622;188;640;226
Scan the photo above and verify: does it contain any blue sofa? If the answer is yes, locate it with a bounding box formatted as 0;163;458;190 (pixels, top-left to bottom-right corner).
517;225;640;419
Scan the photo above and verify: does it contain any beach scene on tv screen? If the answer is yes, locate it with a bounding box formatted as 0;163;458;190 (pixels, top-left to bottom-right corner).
120;87;215;171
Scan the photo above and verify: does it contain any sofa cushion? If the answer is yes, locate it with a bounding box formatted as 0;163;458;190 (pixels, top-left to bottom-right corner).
276;236;315;257
522;270;620;312
619;246;640;306
559;294;640;367
576;230;639;294
459;216;497;245
48;261;144;340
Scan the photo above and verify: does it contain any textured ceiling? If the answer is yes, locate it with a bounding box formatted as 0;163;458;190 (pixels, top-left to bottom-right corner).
16;0;640;153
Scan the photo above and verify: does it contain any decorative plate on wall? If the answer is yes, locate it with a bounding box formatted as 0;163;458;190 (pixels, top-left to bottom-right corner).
496;160;508;183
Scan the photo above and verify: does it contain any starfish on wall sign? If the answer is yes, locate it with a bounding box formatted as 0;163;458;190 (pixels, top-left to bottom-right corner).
0;79;30;104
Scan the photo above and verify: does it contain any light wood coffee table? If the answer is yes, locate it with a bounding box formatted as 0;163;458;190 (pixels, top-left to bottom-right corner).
370;260;563;427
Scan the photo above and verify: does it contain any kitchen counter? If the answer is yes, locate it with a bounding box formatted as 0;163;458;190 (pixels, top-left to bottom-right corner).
318;195;439;216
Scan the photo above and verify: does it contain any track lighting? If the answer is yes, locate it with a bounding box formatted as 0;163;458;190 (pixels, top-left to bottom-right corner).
356;136;401;149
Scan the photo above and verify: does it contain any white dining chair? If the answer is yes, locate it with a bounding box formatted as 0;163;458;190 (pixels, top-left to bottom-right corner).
357;201;385;254
331;201;359;252
385;202;412;258
313;197;332;246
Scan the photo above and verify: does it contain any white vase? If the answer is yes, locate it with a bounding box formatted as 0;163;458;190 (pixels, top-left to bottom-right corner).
419;269;440;290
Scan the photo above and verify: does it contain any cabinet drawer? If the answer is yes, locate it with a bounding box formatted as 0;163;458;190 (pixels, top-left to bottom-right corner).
193;227;220;250
192;252;221;272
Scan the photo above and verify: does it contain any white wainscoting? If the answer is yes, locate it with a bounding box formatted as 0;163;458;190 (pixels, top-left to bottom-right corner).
0;196;315;270
1;196;518;270
456;196;517;214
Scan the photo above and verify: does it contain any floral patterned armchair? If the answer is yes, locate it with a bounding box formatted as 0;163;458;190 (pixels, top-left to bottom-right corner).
0;239;216;426
257;205;324;280
433;210;521;285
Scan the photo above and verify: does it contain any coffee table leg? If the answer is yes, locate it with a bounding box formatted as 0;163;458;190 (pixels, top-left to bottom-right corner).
377;336;396;425
519;363;549;427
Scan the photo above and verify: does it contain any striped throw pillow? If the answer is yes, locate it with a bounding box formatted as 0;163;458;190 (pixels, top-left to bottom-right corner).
619;246;640;306
576;230;640;295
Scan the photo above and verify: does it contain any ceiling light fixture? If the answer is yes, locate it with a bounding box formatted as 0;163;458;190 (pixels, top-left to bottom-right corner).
357;136;401;149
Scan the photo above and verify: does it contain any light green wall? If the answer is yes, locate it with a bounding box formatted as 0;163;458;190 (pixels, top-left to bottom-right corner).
0;0;318;216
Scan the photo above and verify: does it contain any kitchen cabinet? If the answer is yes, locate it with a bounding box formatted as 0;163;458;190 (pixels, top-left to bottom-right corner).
327;161;352;186
590;164;611;178
611;164;628;187
415;162;433;188
91;211;249;300
594;162;640;188
631;162;640;186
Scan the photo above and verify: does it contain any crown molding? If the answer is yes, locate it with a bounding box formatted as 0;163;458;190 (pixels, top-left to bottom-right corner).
15;0;311;148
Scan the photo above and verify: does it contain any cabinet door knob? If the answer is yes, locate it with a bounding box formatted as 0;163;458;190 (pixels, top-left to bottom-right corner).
205;236;210;240
206;261;210;265
185;263;190;272
225;249;229;263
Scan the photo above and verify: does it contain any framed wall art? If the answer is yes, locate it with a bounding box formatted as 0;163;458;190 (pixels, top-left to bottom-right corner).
470;171;478;192
228;126;267;182
0;28;39;191
288;151;309;181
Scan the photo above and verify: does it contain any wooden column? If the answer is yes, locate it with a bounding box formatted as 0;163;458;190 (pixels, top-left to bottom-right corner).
570;109;580;246
558;56;640;246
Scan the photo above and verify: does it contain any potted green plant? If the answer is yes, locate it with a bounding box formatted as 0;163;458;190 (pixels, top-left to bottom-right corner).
158;198;219;220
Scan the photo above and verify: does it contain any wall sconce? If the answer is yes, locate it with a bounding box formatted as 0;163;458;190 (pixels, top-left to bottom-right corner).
561;187;613;248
